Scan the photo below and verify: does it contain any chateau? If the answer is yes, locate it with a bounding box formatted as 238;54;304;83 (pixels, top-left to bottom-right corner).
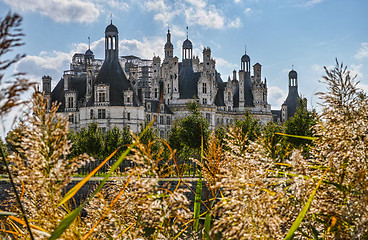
42;22;304;136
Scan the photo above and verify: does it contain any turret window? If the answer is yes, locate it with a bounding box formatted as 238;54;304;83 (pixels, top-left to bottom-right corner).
202;83;207;94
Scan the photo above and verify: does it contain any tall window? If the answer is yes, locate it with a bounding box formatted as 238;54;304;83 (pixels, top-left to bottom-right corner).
68;97;74;108
90;109;94;119
68;114;74;123
160;116;164;124
154;88;158;99
202;98;207;105
98;92;106;102
166;116;171;125
202;83;207;94
228;92;231;102
127;112;131;121
98;109;106;119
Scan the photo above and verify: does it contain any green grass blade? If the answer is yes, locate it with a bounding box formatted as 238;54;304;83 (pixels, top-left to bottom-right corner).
284;169;327;240
193;135;204;232
203;208;212;240
275;132;317;141
0;211;17;217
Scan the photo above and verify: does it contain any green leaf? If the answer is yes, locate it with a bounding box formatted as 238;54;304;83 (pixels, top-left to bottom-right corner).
275;132;317;141
193;135;204;232
0;211;17;216
203;211;211;239
284;169;327;240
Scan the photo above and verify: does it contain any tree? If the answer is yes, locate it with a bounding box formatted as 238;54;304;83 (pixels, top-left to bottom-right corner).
69;122;104;159
234;111;262;142
284;99;316;148
103;126;132;157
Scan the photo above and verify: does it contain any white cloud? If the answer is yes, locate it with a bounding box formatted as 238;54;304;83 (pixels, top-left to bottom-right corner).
14;39;105;85
355;42;368;59
350;63;363;80
15;51;71;84
107;0;130;11
184;0;207;9
268;86;287;109
228;17;242;28
120;37;165;59
234;0;241;3
4;0;100;23
171;25;186;38
296;0;324;8
185;5;225;29
145;0;179;25
244;8;253;15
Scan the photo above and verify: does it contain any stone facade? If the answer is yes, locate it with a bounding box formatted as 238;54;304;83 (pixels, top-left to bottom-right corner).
44;23;303;135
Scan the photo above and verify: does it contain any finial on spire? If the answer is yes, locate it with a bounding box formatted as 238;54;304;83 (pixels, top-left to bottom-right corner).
88;36;90;50
245;44;247;54
110;13;112;24
186;26;188;39
292;64;294;70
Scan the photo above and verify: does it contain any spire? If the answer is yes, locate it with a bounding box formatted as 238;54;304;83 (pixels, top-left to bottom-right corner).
110;13;112;24
186;26;188;39
88;36;90;50
245;44;247;54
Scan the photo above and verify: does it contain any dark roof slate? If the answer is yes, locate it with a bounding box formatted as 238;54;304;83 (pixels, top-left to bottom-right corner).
87;55;140;107
178;63;200;99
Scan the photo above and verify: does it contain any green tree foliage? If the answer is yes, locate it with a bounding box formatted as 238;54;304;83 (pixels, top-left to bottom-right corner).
69;122;104;159
259;121;290;161
68;123;132;160
284;99;316;148
168;101;210;151
104;126;132;157
234;111;262;142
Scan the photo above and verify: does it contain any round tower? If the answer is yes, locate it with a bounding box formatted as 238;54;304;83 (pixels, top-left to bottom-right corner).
105;21;119;60
289;68;298;87
241;50;250;73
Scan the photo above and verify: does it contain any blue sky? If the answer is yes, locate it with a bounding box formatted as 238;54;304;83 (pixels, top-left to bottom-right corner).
1;0;368;112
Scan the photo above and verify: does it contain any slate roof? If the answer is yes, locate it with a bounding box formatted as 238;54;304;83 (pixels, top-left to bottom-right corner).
51;75;87;112
178;63;200;99
233;72;254;108
86;53;140;107
105;23;118;33
283;86;300;119
214;71;226;107
146;100;173;114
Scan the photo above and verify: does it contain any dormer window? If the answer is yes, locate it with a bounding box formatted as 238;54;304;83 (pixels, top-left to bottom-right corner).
98;92;106;102
67;96;74;108
124;90;133;106
65;91;77;111
94;84;109;106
